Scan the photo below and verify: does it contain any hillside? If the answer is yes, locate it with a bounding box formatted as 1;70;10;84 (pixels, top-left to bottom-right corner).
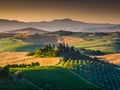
0;42;120;90
69;32;120;53
9;67;100;90
57;36;84;44
5;27;48;35
0;52;60;66
0;30;120;53
0;38;43;52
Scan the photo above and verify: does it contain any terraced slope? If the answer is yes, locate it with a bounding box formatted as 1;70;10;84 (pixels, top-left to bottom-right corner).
61;57;120;90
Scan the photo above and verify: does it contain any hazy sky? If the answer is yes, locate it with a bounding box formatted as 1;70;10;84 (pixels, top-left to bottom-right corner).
0;0;120;24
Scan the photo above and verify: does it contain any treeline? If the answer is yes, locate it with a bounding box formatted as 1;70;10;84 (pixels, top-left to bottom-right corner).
50;30;73;36
79;48;105;55
7;62;40;68
0;62;40;80
0;66;9;78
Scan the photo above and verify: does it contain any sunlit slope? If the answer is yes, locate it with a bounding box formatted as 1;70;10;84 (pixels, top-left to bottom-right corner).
0;38;43;52
70;39;115;52
98;54;120;65
0;52;60;66
57;36;84;44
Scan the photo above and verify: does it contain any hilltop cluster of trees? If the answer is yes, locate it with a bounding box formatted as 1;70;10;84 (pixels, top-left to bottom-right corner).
27;44;56;57
56;43;92;61
0;66;9;78
35;44;56;57
27;43;92;61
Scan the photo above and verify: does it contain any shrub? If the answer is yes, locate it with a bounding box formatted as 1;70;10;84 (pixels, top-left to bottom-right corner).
27;52;35;56
0;65;10;78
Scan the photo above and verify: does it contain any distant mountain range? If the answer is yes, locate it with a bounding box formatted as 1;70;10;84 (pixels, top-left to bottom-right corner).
0;18;120;32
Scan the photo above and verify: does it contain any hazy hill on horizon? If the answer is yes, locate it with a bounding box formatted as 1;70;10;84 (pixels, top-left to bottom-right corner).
5;27;48;35
0;18;120;32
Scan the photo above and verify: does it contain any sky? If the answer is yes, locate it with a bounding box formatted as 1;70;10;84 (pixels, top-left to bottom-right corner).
0;0;120;24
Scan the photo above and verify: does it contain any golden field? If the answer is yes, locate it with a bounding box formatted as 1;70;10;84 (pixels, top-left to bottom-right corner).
57;36;84;44
0;52;60;66
98;54;120;64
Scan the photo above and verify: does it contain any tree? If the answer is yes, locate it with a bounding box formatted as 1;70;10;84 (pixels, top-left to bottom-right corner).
15;71;22;80
70;46;75;52
0;65;10;78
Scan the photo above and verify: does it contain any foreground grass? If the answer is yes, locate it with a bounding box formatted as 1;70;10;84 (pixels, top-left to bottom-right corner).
10;66;100;90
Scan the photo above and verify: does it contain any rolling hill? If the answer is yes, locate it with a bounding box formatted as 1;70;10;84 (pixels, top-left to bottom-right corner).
0;30;120;53
69;32;120;53
0;18;120;32
57;36;84;44
5;27;48;35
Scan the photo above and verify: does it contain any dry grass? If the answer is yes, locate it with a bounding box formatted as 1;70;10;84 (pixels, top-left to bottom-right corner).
0;52;60;66
57;36;84;44
98;54;120;64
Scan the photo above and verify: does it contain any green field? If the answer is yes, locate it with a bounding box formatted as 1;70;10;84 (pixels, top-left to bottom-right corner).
70;39;115;53
10;66;100;90
69;33;120;53
0;38;43;52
